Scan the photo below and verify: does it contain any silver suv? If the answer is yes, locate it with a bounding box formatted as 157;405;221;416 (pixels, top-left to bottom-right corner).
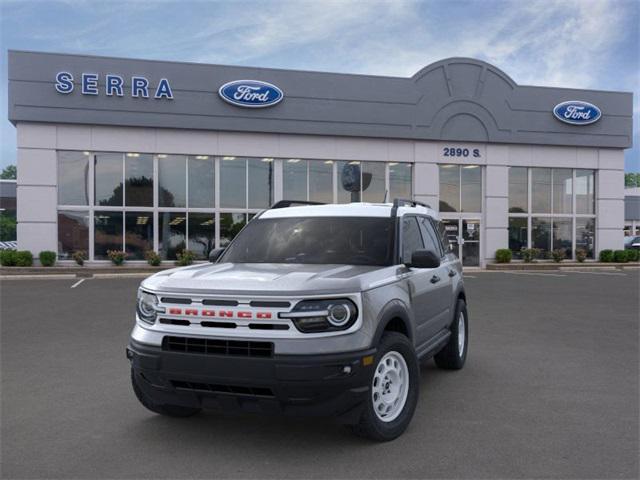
127;199;468;441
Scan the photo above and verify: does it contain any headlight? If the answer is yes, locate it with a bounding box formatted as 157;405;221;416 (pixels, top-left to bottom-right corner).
280;298;358;333
136;289;163;324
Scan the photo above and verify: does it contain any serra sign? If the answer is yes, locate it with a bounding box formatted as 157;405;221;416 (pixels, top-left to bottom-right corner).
55;72;174;99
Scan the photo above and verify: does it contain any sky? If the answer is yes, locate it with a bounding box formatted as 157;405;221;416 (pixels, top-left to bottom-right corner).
0;0;638;172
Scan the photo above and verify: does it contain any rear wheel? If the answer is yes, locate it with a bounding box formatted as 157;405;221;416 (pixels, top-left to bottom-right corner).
131;369;201;417
348;332;419;441
434;299;468;370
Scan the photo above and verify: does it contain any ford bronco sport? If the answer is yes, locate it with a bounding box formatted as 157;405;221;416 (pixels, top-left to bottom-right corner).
127;199;468;441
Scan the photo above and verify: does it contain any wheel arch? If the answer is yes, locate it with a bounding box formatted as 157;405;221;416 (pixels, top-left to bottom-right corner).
371;300;414;347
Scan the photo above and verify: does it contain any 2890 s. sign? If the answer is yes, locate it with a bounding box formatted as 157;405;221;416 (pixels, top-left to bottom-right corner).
553;101;601;125
218;80;284;108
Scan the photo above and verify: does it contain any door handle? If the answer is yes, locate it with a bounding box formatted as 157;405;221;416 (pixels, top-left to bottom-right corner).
430;275;441;284
448;269;457;278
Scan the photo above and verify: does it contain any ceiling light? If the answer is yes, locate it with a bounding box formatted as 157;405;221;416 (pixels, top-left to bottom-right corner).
349;161;360;165
82;151;90;156
287;159;301;163
195;155;209;160
222;156;236;161
157;154;167;159
441;164;456;168
262;158;273;162
324;160;334;164
463;165;479;169
126;153;140;157
388;162;398;166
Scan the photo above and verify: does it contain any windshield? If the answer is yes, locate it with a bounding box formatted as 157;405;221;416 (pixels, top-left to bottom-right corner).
221;216;395;266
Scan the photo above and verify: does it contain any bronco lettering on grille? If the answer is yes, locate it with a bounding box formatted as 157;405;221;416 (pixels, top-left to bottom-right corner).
166;308;272;320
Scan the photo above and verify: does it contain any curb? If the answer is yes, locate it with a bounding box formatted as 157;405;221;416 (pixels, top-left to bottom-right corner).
486;262;638;271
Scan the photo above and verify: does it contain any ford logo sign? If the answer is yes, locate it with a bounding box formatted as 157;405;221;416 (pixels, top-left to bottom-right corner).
553;101;601;125
218;80;283;108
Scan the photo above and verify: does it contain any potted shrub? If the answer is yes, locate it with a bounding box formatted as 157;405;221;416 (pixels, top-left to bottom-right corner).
0;249;17;266
15;250;33;267
495;249;512;263
39;250;57;267
175;249;195;266
613;250;628;263
521;248;534;263
599;249;614;262
145;250;162;266
107;250;127;266
72;250;87;266
551;249;565;263
575;248;587;263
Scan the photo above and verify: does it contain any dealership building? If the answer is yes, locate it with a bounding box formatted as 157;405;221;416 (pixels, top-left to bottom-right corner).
7;50;633;267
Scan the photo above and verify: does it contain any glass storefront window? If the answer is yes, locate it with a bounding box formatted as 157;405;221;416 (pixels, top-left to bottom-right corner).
220;213;247;247
248;158;273;208
576;218;595;258
283;159;307;201
188;156;215;208
220;157;246;208
57;211;89;259
158;212;186;260
337;161;361;203
188;213;215;259
508;167;528;213
439;165;459;212
389;163;412;200
125;153;153;207
531;168;551;213
158;155;186;207
575;170;595;214
531;217;551;257
58;151;89;205
125;212;153;260
461;165;482;212
94;211;123;260
552;217;572;258
508;217;527;258
95;153;123;206
309;161;333;203
552;169;572;214
362;162;385;202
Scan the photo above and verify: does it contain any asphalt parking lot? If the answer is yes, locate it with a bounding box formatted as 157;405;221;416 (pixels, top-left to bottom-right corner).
1;270;638;479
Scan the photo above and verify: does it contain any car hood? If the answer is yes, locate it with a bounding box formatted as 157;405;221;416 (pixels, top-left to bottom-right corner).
141;262;399;296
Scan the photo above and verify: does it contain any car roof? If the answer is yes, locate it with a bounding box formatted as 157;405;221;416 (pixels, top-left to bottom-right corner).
260;202;439;220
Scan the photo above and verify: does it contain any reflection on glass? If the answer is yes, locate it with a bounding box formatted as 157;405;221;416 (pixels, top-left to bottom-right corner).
337;161;360;203
531;217;551;257
159;212;186;260
552;169;572;214
57;211;89;258
95;153;123;206
439;165;459;212
508;217;527;258
575;170;595;214
58;151;89;205
220;157;246;208
309;161;333;203
576;218;595;258
125;154;153;206
94;211;123;259
125;212;153;260
552;217;572;258
188;156;214;208
283;159;307;201
362;162;385;202
389;163;412;200
188;213;215;259
508;167;528;213
441;219;459;257
461;165;481;212
531;168;551;213
158;155;186;207
248;159;273;208
220;213;246;247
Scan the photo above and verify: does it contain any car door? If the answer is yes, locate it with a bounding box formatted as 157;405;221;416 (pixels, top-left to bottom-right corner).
400;215;444;348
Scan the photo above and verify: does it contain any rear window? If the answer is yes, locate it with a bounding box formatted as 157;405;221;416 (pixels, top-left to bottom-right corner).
221;216;395;266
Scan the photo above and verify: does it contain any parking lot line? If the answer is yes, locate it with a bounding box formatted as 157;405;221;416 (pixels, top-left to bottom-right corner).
501;271;567;277
567;270;627;276
70;278;86;288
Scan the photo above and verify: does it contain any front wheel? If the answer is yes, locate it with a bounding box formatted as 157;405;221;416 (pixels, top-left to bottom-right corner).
348;332;419;442
434;298;468;370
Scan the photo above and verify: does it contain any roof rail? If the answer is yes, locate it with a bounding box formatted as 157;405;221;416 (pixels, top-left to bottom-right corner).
270;200;325;209
390;198;431;217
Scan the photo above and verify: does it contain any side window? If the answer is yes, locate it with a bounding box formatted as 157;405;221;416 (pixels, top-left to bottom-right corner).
434;219;451;254
418;217;443;257
401;216;424;264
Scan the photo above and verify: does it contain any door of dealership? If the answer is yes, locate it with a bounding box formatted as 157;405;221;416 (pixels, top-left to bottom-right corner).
441;218;481;267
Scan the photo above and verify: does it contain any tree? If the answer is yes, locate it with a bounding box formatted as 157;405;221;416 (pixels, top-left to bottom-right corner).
1;165;16;180
625;173;640;188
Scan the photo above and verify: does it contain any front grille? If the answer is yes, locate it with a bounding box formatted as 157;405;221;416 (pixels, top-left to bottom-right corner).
171;380;274;397
162;336;273;357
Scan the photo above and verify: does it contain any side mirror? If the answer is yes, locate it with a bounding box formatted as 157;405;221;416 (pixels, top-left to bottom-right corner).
208;248;225;263
408;249;440;269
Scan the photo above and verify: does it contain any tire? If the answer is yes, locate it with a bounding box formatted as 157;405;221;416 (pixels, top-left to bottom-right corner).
434;298;468;370
348;332;419;442
131;369;201;418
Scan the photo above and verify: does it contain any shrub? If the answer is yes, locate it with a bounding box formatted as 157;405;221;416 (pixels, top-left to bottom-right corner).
15;250;33;267
613;250;628;263
495;249;512;263
575;249;587;263
175;249;195;266
551;249;565;263
72;250;87;266
626;249;639;262
39;250;56;267
145;250;162;266
0;249;17;266
599;249;614;262
107;250;127;266
521;248;541;263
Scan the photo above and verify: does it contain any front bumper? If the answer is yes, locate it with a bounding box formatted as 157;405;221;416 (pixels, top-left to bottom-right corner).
127;339;376;423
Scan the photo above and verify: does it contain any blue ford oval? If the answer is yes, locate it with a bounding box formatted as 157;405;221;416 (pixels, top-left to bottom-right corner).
218;80;284;108
553;101;601;125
